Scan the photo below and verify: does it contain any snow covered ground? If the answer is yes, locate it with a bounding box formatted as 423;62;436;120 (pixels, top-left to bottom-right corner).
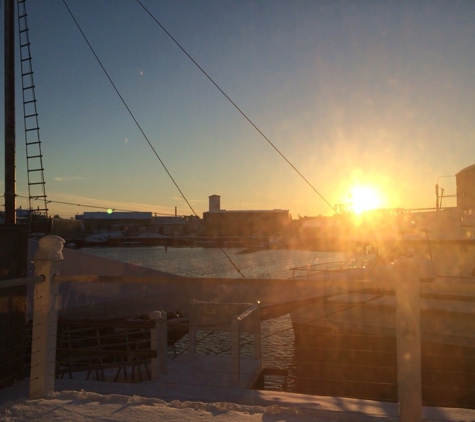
2;378;475;421
1;389;328;422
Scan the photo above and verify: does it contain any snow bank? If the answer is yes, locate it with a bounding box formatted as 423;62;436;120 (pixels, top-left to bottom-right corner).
0;390;331;422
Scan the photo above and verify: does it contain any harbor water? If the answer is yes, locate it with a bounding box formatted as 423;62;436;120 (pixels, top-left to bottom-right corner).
83;246;346;392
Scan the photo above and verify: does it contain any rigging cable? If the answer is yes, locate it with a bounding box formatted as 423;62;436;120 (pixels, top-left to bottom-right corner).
61;0;195;219
12;194;178;216
136;0;337;215
61;0;246;278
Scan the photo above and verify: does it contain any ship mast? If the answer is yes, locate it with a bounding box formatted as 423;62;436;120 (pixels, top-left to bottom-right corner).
4;0;16;224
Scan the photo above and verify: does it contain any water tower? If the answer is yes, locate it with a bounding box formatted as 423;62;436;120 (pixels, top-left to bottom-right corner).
209;195;221;212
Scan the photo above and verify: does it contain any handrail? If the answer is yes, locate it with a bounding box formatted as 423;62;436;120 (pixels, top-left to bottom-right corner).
0;275;44;290
54;274;171;284
236;304;259;321
290;259;370;278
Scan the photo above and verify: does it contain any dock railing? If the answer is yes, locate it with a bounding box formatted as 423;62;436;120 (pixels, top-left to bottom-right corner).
3;235;469;421
29;235;64;398
149;310;169;379
189;300;261;385
393;258;422;421
289;258;370;278
18;236;262;395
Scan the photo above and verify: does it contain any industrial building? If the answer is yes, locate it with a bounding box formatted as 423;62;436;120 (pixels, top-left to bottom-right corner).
78;212;153;235
456;163;475;215
76;211;199;237
203;195;290;237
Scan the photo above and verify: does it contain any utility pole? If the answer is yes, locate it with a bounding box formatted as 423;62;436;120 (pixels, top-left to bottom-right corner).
1;0;28;390
4;0;16;224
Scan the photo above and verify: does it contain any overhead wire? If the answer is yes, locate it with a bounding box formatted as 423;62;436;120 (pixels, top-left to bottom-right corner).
11;194;179;216
136;0;338;215
61;0;246;277
61;0;197;219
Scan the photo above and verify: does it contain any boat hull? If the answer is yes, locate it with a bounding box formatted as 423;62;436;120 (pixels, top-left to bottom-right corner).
291;290;475;408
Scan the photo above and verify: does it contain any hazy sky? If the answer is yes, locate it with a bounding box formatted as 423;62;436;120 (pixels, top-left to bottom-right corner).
1;0;475;218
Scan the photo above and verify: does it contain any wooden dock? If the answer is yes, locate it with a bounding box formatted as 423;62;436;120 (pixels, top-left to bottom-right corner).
55;302;263;391
151;354;261;389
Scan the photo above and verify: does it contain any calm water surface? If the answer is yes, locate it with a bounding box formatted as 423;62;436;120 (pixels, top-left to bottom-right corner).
83;246;345;279
83;246;346;391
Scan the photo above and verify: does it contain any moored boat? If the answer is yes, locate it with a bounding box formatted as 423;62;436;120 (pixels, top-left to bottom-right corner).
289;174;475;408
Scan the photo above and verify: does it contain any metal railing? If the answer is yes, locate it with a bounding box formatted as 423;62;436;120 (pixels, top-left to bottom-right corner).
5;235;474;420
290;259;370;278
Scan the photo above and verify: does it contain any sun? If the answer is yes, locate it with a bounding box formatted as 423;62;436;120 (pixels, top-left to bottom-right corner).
349;185;382;214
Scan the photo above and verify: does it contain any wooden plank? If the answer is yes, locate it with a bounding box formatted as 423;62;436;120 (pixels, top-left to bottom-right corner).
56;348;156;359
0;275;44;289
58;319;156;329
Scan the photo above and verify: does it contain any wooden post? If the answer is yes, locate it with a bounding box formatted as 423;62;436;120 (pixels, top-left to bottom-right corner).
29;236;64;399
394;258;422;421
231;316;240;385
0;225;28;389
149;310;168;379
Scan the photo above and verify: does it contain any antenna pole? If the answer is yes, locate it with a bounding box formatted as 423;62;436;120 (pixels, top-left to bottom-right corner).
435;184;439;211
4;0;16;224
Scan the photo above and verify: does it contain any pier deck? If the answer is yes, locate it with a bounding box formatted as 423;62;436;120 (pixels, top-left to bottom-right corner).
152;354;261;389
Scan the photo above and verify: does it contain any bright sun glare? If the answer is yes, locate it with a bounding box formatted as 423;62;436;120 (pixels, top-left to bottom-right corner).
349;186;382;214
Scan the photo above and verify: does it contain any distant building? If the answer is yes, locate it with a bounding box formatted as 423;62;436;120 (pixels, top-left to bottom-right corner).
51;217;82;240
79;211;152;234
76;212;203;236
203;195;290;237
183;215;203;235
457;164;475;215
295;215;342;238
150;216;189;236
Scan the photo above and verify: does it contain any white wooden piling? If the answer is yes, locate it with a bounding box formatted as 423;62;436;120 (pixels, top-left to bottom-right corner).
232;304;261;385
189;301;261;387
393;257;422;421
149;310;168;379
237;304;261;359
29;235;64;399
